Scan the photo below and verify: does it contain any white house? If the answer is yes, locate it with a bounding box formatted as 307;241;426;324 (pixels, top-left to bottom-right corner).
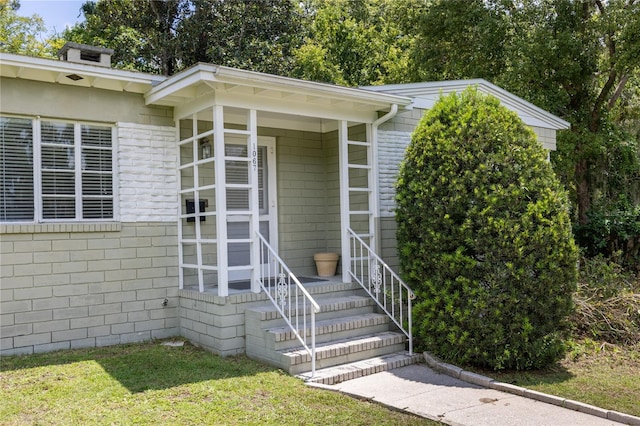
0;44;568;382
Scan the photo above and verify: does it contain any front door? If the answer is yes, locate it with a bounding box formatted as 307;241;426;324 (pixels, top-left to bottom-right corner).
227;136;277;281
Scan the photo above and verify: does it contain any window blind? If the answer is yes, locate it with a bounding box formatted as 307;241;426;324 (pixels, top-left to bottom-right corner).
0;117;34;221
81;125;113;219
0;116;114;222
41;121;76;219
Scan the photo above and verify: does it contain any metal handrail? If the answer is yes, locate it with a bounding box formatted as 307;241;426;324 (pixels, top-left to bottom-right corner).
347;228;415;354
256;232;320;378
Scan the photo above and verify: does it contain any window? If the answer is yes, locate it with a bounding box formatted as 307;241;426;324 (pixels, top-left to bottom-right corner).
0;116;114;222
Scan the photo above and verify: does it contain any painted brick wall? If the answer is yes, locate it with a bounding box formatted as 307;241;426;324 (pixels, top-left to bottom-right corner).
380;218;400;273
378;108;424;133
0;223;179;355
118;123;178;222
377;130;412;218
259;127;335;276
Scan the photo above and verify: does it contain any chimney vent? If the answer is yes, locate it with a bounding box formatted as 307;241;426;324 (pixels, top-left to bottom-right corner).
58;42;114;68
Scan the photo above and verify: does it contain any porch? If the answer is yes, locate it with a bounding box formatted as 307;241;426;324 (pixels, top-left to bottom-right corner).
146;64;412;298
146;64;417;380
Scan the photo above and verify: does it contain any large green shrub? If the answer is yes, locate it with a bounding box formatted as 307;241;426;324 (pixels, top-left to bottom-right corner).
396;88;579;370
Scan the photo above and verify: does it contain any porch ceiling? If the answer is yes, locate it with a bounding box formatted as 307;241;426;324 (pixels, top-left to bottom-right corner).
145;63;412;127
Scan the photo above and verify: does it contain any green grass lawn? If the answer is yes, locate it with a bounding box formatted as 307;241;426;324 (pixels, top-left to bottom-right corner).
0;340;437;425
468;339;640;417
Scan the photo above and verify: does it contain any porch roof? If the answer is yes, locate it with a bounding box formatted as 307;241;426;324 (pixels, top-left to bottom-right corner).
145;63;413;124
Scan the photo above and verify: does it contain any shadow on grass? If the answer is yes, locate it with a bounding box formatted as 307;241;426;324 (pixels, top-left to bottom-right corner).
0;340;278;393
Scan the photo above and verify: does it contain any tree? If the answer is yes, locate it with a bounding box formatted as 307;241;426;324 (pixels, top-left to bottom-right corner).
396;88;578;370
178;0;304;76
291;0;412;86
63;0;305;76
398;0;640;268
63;0;185;74
402;0;509;82
499;0;640;226
0;0;53;56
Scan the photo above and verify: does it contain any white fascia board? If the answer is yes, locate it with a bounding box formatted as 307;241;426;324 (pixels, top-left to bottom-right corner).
214;65;412;108
366;79;570;130
146;63;412;112
0;52;165;92
211;90;379;123
410;96;556;129
145;64;219;106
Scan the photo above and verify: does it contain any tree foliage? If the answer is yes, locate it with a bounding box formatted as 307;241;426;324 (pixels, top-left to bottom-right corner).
178;0;303;76
291;0;411;86
63;0;186;74
0;0;54;56
63;0;304;76
403;0;509;82
396;89;578;370
395;0;640;269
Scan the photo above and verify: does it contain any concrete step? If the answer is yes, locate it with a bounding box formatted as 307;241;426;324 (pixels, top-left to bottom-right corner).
266;312;392;351
299;351;422;385
302;280;366;298
245;295;377;329
280;331;407;375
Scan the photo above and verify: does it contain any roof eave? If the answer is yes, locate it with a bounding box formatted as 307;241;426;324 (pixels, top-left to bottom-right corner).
145;63;412;111
0;52;166;93
366;79;570;131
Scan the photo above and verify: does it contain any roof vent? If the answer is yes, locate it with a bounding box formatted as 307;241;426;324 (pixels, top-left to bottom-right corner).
58;42;114;68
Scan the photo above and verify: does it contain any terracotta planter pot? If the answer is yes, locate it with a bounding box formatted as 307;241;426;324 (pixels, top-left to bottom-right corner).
313;252;339;277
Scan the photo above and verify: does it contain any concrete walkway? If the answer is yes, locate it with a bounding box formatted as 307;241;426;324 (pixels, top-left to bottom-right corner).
311;363;636;425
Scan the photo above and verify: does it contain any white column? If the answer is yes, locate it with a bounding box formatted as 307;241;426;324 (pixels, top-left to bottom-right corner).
214;105;229;296
176;122;184;290
248;109;261;293
194;115;205;292
366;123;377;253
338;120;351;283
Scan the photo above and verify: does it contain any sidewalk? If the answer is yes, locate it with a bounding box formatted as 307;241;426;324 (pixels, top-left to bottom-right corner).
311;363;635;425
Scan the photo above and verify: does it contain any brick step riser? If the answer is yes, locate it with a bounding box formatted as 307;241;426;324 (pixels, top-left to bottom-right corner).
245;314;389;353
270;322;392;351
305;353;423;385
271;282;365;300
245;303;377;330
286;341;408;375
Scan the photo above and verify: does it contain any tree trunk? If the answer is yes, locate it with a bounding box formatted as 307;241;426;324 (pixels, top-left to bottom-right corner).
576;158;590;224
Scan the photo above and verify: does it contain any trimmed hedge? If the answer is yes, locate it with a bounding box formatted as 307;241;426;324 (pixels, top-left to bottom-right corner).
396;88;578;370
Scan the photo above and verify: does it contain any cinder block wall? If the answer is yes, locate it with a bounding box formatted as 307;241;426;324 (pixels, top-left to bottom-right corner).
0;223;179;355
0;122;180;356
178;289;270;356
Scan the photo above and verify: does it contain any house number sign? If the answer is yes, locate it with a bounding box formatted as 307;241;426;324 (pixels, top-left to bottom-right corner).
251;143;258;172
